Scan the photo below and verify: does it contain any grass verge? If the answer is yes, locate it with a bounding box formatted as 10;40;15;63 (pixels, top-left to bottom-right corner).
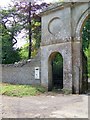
0;83;46;97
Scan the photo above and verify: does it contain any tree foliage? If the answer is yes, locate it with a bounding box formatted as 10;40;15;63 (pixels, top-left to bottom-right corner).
1;23;20;64
0;4;25;64
12;1;49;58
82;16;90;52
1;0;49;63
82;16;90;77
52;53;63;76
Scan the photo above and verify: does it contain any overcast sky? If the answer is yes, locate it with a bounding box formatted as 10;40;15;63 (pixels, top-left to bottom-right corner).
0;0;11;7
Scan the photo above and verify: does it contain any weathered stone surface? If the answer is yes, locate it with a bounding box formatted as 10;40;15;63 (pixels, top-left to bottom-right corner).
41;7;71;46
41;2;89;93
41;43;72;91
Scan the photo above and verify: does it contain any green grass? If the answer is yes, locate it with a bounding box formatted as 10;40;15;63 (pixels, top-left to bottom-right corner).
0;83;47;97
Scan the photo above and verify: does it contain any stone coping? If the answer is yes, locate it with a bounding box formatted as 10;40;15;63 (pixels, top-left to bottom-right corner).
40;2;89;16
40;2;68;15
1;59;31;67
2;49;41;67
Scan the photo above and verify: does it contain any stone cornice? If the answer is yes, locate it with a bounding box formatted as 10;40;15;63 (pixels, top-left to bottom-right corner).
40;2;90;16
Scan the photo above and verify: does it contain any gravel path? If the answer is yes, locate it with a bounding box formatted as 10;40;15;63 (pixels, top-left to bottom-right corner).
1;94;88;118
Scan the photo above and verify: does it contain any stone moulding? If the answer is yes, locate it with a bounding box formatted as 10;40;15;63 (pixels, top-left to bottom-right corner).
48;17;61;35
40;2;88;16
75;7;90;40
2;59;31;67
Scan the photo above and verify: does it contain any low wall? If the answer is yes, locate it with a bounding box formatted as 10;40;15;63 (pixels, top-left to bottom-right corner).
2;50;41;85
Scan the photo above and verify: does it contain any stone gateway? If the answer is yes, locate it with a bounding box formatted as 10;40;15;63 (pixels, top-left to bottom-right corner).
2;2;90;94
40;2;90;94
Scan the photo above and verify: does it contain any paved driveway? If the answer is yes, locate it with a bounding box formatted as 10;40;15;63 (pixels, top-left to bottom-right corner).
1;94;88;118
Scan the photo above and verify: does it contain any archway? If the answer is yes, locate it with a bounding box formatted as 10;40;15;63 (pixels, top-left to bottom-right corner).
81;15;90;92
41;2;90;94
48;52;63;91
75;7;90;93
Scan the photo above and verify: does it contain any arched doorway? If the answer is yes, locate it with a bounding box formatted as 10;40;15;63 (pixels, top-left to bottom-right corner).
75;9;90;93
81;15;90;92
48;52;63;91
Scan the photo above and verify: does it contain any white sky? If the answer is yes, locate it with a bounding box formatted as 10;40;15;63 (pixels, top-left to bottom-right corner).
0;0;11;7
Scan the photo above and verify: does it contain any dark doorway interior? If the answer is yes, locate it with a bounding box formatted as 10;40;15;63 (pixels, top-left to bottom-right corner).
52;53;63;89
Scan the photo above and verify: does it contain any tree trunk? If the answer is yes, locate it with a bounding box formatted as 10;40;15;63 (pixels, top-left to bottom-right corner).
28;2;32;59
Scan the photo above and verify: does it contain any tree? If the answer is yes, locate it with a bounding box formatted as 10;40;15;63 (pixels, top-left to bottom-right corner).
1;23;20;64
0;5;25;64
14;1;49;58
82;16;90;52
28;2;32;59
82;16;90;77
1;0;49;63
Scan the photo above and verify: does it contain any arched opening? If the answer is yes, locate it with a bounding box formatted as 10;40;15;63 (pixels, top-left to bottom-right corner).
48;52;63;91
81;15;90;93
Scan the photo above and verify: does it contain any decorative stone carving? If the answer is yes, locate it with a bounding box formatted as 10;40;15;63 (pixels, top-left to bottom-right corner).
48;17;63;35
